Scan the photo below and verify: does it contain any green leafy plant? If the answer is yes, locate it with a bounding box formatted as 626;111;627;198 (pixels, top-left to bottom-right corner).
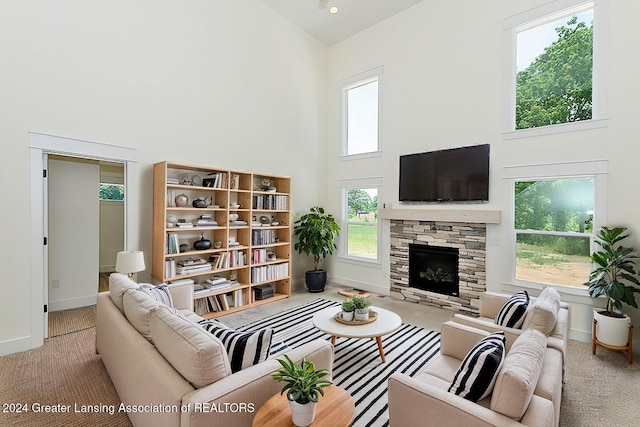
271;355;332;404
351;296;370;310
586;226;640;315
293;206;341;271
341;299;355;312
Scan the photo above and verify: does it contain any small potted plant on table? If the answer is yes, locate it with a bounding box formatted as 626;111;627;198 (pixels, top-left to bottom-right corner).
341;299;355;321
272;355;332;426
352;296;371;321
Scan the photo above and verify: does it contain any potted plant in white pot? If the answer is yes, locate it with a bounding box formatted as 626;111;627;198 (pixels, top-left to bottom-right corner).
293;206;341;293
271;354;332;427
352;296;371;321
341;299;355;321
586;226;640;347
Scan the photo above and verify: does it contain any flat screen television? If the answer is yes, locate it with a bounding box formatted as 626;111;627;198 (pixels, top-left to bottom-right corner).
399;144;490;202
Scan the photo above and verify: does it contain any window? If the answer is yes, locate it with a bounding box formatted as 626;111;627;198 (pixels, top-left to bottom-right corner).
514;178;593;287
504;160;607;289
504;1;607;136
99;183;124;201
340;182;380;262
340;66;382;156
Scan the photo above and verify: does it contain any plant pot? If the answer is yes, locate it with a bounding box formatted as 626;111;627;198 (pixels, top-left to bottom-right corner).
305;270;326;293
342;310;354;321
289;400;317;427
593;309;632;347
354;308;370;321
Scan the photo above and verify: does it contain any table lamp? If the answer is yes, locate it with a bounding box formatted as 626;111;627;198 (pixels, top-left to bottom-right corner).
115;250;145;280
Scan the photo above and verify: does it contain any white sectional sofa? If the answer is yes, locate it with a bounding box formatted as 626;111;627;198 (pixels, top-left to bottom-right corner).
96;273;333;427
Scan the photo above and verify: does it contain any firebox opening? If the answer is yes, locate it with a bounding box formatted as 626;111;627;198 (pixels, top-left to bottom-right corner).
409;244;459;297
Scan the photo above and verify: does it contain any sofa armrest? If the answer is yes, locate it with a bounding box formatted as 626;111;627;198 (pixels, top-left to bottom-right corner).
180;339;333;427
452;314;523;353
168;282;194;311
388;373;527;427
440;321;490;360
479;291;511;318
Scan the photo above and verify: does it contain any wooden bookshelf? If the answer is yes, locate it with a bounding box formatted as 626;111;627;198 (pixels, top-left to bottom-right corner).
152;161;291;318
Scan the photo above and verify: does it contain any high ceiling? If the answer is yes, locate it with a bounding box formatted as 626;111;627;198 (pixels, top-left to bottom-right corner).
261;0;425;46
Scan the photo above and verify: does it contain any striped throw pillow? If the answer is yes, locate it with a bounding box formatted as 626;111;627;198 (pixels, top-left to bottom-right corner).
495;291;529;328
199;319;273;373
448;332;506;402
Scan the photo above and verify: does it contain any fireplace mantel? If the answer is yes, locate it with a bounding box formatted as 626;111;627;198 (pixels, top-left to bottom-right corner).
380;208;501;224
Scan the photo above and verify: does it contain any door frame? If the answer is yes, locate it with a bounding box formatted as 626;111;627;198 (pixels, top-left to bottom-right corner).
29;132;138;348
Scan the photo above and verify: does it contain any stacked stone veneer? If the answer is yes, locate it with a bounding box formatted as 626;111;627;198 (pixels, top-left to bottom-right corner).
389;219;486;315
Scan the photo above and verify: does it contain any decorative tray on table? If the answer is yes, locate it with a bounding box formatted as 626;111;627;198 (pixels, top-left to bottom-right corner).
334;311;378;325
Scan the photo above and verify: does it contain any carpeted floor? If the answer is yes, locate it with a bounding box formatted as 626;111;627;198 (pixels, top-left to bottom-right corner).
48;305;96;337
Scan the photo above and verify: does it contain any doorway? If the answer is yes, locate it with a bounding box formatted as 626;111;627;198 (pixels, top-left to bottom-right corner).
29;132;138;348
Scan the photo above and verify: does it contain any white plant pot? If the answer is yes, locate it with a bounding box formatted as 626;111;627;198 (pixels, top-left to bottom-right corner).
289;400;317;427
354;308;370;321
342;310;354;321
594;310;632;347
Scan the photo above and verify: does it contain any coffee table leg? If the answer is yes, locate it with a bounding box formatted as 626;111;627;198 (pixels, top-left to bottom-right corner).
331;335;336;345
375;336;386;362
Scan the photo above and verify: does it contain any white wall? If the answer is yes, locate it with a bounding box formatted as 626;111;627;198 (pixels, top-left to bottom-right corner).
100;201;124;272
48;158;100;311
0;0;327;355
326;0;640;347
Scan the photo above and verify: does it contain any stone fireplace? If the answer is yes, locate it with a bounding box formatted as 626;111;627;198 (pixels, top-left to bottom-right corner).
383;208;500;316
409;243;459;297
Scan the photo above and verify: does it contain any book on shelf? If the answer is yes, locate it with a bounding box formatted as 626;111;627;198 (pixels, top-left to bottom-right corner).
166;233;180;254
165;258;176;278
176;223;194;228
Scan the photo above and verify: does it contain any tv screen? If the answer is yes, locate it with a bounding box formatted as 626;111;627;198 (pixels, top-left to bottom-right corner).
399;144;490;202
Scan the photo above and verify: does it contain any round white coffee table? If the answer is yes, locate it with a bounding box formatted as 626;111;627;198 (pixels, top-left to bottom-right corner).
312;306;402;362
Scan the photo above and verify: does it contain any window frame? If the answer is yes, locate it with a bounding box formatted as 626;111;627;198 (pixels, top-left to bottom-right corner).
337;178;382;265
502;0;608;139
503;160;608;292
339;66;383;158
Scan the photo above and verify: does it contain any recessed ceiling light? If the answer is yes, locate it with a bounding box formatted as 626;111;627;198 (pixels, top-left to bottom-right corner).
329;6;339;14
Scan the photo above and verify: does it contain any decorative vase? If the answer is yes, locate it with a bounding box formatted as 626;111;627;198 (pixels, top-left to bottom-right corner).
355;308;370;321
175;194;188;207
342;310;354;322
289;400;317;427
193;233;212;251
192;198;207;208
593;309;632;347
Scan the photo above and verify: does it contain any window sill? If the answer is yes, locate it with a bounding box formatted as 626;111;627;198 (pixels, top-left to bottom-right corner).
501;280;601;306
503;118;608;140
338;151;382;162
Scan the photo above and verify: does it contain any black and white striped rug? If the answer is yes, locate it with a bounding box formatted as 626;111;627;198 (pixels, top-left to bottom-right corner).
237;298;441;427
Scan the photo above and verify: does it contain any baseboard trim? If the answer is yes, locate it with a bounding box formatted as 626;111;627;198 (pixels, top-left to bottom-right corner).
48;295;97;312
0;335;36;357
328;276;390;296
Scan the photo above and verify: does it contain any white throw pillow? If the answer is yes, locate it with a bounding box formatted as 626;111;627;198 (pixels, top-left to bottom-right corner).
522;287;561;335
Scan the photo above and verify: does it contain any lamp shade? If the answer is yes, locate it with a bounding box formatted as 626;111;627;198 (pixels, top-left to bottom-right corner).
115;251;145;274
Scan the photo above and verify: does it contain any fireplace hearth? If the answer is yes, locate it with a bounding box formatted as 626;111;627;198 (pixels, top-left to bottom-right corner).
409;244;459;297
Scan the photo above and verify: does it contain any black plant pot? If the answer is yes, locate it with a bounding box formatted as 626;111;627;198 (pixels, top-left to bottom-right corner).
305;270;327;293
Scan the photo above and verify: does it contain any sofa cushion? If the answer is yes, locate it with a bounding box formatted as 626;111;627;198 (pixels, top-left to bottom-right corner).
490;328;547;420
122;288;160;342
495;291;529;328
109;273;140;314
151;306;231;388
448;332;506;402
198;319;273;373
140;283;174;307
522;287;561;335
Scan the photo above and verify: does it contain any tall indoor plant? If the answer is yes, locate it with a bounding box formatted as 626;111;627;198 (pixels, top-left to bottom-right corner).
293;206;341;292
586;226;640;346
272;355;332;427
